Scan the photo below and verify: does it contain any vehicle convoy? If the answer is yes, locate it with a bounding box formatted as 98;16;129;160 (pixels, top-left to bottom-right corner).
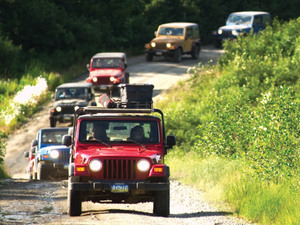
62;84;176;217
49;82;96;127
24;127;70;180
212;11;271;48
86;52;130;91
145;22;201;62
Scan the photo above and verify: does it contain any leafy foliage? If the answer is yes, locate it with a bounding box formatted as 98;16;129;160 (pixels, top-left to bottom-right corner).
160;18;300;224
0;131;7;163
158;18;300;184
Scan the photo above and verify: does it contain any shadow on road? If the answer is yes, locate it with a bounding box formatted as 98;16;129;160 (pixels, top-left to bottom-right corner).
80;208;233;218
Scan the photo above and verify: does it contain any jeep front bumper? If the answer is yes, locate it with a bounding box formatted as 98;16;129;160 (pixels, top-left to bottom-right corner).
146;49;176;57
70;181;169;192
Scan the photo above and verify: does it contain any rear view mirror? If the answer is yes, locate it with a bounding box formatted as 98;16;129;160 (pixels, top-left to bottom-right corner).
62;135;72;146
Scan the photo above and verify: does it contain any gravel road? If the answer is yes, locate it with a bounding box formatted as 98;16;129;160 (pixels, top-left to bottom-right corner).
1;46;253;225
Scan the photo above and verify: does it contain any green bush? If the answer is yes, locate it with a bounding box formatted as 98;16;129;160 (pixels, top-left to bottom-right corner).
0;36;21;76
157;17;300;225
0;131;7;166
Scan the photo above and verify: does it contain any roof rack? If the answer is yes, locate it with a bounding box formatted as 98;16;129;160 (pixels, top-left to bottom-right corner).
99;84;154;109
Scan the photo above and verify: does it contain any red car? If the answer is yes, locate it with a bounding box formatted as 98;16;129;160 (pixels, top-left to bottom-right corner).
86;52;130;91
62;85;176;217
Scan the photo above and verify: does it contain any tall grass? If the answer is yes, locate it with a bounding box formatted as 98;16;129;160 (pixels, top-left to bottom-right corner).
166;149;300;225
0;57;87;172
158;18;300;225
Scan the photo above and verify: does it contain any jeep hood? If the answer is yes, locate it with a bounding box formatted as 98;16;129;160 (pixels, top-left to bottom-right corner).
90;68;123;77
39;145;70;154
152;36;184;44
219;24;251;31
76;146;162;161
54;99;88;107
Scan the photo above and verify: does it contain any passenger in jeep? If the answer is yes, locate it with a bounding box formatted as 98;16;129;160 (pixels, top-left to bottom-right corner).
89;124;110;141
129;125;147;142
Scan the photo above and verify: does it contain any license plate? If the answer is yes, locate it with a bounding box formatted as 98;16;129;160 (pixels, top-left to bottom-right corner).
156;51;163;56
111;184;129;193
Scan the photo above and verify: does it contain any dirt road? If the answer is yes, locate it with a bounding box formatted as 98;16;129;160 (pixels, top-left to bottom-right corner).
1;46;253;224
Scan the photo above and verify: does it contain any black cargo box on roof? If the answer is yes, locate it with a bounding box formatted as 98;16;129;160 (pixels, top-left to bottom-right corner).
119;84;154;103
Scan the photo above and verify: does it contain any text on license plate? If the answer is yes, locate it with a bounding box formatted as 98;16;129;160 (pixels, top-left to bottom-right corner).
111;184;129;193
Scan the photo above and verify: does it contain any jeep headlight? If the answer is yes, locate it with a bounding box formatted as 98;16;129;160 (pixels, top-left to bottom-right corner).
92;77;98;82
151;42;156;48
110;77;116;82
56;106;62;112
50;150;59;159
218;29;222;35
232;30;238;36
89;159;102;172
137;159;150;172
74;106;79;111
166;43;171;48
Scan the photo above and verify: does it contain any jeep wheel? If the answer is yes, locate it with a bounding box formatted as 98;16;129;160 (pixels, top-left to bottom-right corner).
146;53;153;62
50;117;56;127
174;49;182;62
213;40;222;48
191;46;200;59
68;178;82;216
33;171;37;180
153;184;170;217
28;172;33;180
125;72;130;83
37;162;48;180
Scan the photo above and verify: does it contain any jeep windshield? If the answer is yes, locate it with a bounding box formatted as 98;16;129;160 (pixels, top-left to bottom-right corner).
227;14;252;26
92;58;122;69
56;87;88;100
158;27;184;36
41;129;68;145
78;120;159;144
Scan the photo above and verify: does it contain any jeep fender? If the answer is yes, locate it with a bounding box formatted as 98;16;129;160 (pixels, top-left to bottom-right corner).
193;41;201;50
69;163;75;177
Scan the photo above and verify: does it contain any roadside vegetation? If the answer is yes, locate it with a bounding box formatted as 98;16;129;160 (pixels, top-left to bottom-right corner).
159;18;300;225
0;1;299;224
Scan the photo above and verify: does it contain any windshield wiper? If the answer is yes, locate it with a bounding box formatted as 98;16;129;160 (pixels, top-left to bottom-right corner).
126;139;147;149
91;138;112;148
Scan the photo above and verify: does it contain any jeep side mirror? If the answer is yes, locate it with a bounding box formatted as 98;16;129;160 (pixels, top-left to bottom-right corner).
154;31;157;36
31;147;36;154
32;139;38;147
86;64;90;71
24;151;29;158
51;94;55;99
62;134;72;146
166;135;176;148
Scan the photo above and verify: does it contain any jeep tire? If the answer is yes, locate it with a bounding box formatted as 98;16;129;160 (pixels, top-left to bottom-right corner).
153;184;170;217
37;162;48;180
50;117;56;127
173;49;182;62
214;40;222;48
68;177;82;216
191;45;200;59
125;72;130;83
146;53;153;62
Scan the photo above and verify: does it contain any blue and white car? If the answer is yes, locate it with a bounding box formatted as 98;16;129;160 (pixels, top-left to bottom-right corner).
24;127;70;180
212;11;271;48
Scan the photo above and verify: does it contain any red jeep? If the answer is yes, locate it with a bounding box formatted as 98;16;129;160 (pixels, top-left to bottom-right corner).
86;52;130;91
62;85;176;217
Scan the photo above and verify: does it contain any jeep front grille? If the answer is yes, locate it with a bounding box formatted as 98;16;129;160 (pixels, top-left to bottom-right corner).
60;106;75;114
221;30;233;38
154;42;167;50
103;159;136;180
59;149;70;163
94;77;113;85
